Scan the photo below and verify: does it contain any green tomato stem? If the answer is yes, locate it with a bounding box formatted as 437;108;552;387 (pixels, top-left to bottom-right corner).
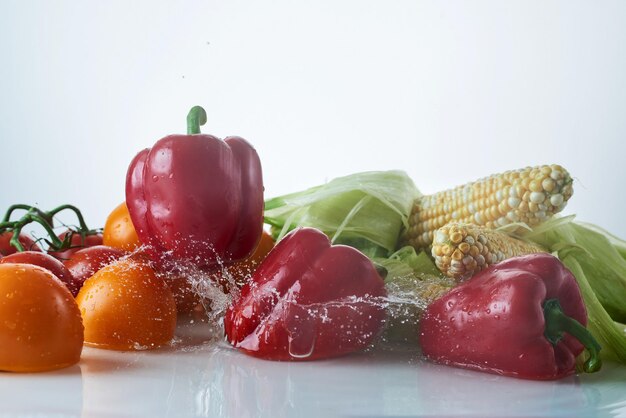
47;204;90;231
8;230;25;252
2;204;52;226
0;204;95;253
2;204;31;223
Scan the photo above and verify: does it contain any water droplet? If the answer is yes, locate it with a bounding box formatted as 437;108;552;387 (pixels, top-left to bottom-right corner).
288;332;316;359
242;305;253;319
286;304;317;359
152;175;159;182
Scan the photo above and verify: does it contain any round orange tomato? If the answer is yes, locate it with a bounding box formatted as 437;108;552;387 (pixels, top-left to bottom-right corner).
0;263;84;372
76;258;177;350
103;202;142;251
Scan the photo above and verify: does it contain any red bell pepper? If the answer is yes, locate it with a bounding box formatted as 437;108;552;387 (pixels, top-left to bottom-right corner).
419;253;601;380
125;106;264;268
224;227;387;361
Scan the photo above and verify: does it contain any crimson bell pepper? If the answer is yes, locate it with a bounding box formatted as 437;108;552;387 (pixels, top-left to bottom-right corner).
419;253;601;380
224;227;387;361
125;106;264;268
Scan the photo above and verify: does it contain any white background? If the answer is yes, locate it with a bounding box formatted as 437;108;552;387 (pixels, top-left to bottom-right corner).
1;1;625;237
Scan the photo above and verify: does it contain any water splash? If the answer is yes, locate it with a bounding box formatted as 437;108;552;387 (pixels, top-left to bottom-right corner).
117;243;457;354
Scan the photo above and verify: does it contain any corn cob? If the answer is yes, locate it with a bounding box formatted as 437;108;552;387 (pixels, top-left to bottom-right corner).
405;165;573;249
432;223;546;281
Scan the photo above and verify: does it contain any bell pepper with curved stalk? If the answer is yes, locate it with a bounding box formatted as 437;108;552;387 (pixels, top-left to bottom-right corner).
224;227;387;361
419;253;601;380
125;106;264;268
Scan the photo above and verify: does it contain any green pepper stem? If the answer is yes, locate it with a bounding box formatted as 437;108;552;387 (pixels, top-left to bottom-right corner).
543;298;602;373
187;106;207;135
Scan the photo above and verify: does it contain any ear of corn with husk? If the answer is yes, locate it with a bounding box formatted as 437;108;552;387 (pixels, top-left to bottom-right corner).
432;222;545;281
405;165;573;250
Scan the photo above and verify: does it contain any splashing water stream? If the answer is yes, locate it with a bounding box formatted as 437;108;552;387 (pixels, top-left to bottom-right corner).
117;245;451;354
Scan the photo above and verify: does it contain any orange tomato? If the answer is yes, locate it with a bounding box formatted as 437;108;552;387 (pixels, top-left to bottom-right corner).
0;264;83;372
76;258;176;350
226;229;275;288
103;202;142;251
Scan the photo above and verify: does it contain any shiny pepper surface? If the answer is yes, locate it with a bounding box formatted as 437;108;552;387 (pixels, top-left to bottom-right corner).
125;106;263;268
420;253;601;380
224;227;387;361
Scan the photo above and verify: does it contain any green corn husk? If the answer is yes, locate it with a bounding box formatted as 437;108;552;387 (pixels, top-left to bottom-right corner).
264;171;420;257
579;222;626;262
522;216;626;363
375;246;441;279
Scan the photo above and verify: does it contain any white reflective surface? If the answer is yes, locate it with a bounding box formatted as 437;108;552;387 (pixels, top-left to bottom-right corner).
1;319;625;418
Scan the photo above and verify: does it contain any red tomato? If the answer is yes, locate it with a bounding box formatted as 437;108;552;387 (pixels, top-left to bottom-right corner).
0;263;83;372
64;245;126;293
0;251;76;295
0;231;41;256
48;231;103;261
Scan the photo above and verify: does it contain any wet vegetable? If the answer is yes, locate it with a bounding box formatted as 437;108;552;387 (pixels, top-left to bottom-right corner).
0;263;83;372
0;251;76;295
76;258;177;350
224;227;387;360
103;202;142;251
64;245;126;294
420;253;601;380
125;105;264;268
522;216;626;364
